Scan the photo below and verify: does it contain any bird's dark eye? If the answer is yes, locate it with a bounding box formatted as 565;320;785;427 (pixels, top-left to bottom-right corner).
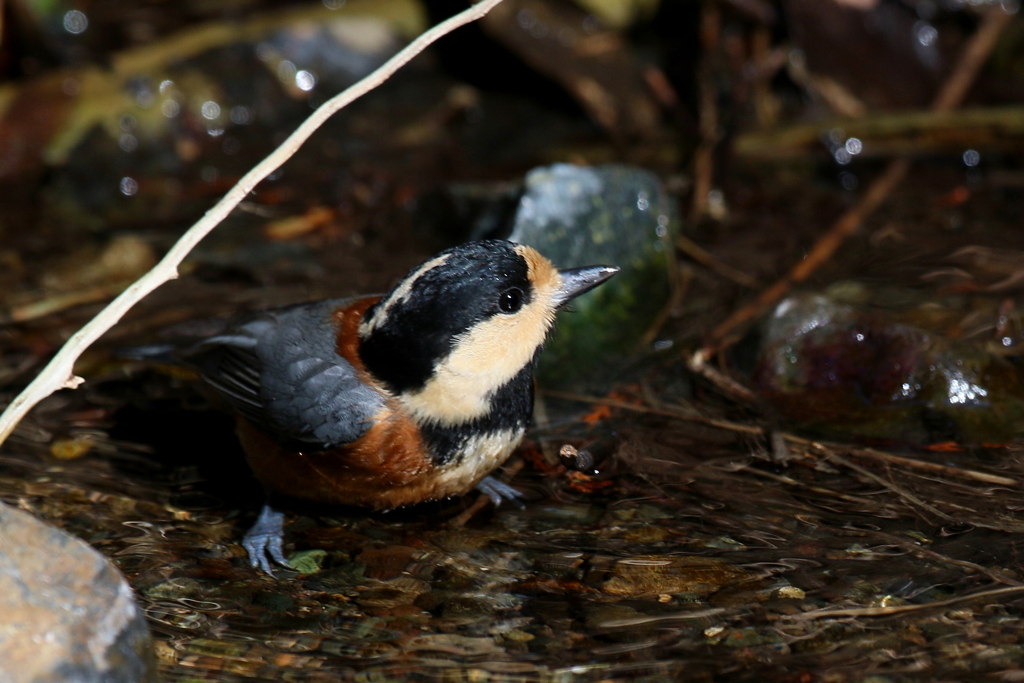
499;287;524;313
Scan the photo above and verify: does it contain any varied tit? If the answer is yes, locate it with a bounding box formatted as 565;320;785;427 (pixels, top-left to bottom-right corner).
174;240;618;573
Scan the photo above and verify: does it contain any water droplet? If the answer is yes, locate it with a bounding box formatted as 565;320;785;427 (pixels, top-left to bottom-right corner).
159;80;174;94
161;100;180;118
845;137;862;155
119;134;138;153
1003;337;1013;347
833;148;852;165
63;10;88;34
295;70;317;92
277;60;297;83
963;149;980;167
135;89;155;108
637;191;649;211
120;177;138;196
653;340;673;351
201;101;221;120
229;106;253;125
255;43;275;62
707;189;727;220
915;22;938;46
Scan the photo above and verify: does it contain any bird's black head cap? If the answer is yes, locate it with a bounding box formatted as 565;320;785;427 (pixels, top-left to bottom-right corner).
358;240;536;394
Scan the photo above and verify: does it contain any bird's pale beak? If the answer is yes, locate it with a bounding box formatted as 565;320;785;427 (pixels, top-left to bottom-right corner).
552;265;620;308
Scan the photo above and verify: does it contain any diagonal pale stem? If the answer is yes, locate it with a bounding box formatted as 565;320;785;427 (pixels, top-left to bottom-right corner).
0;0;507;448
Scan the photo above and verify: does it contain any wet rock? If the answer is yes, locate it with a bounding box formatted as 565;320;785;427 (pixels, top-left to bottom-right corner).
599;555;750;598
752;294;1024;445
0;501;156;683
509;163;678;386
356;545;419;580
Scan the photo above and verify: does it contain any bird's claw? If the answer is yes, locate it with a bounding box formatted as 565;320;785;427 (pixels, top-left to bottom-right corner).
476;476;526;509
242;505;293;575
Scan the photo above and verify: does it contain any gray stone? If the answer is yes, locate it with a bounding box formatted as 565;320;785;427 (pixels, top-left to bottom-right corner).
510;163;678;386
0;501;156;683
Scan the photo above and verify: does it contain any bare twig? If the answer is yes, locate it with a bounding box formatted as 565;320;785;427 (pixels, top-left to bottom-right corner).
687;348;759;403
541;389;764;435
850;448;1019;488
676;235;759;288
541;390;1021;494
931;6;1015;113
691;0;721;220
792;585;1024;620
0;0;507;449
705;5;1014;352
740;466;879;506
638;264;691;351
864;529;1024;588
822;449;956;523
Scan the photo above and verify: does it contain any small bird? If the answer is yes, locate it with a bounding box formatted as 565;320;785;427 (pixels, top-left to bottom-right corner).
170;240;617;573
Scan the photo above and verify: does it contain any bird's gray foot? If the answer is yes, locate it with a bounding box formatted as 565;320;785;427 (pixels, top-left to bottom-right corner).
476;476;526;508
242;505;292;575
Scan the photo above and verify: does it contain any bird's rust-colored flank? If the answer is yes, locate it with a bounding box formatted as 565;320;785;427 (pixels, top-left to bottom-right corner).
239;295;441;509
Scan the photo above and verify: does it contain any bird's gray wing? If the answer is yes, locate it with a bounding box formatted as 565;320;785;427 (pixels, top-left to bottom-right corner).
182;299;386;450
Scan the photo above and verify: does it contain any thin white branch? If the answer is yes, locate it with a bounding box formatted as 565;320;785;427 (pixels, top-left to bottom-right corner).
0;0;506;448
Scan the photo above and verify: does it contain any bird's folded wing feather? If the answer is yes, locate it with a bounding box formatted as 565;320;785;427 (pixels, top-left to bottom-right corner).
182;299;386;450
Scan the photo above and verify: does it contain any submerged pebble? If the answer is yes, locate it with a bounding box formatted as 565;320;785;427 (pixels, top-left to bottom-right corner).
752;294;1024;445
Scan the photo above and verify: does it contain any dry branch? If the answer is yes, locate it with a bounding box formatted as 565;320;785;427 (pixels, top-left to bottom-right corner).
0;0;507;449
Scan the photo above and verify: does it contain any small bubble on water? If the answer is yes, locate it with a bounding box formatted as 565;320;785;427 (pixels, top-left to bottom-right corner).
120;177;138;196
63;10;88;34
201;101;221;120
295;70;317;92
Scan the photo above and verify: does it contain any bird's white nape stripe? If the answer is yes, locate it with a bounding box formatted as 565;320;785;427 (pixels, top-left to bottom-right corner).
358;254;451;338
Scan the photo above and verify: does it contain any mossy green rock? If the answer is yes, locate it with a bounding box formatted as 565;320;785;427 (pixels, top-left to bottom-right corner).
509;163;677;386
